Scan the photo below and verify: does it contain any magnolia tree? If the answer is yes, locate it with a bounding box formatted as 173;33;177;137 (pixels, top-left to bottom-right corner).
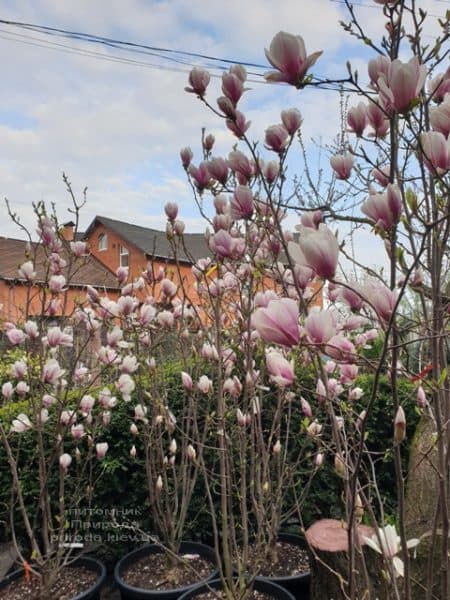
178;1;450;598
0;199;117;598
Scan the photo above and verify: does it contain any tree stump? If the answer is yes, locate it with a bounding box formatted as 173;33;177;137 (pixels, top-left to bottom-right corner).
306;519;388;600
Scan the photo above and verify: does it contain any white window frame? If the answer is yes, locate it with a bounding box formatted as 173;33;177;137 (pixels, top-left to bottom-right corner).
98;233;108;251
119;245;129;267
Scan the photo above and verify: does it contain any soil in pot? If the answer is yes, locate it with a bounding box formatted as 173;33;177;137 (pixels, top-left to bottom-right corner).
244;541;309;579
0;563;98;600
122;552;215;591
178;577;295;600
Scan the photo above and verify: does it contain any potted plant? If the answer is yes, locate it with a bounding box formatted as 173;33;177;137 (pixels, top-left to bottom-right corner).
0;197;118;599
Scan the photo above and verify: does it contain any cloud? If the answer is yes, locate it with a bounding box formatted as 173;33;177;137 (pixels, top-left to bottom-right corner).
0;0;447;274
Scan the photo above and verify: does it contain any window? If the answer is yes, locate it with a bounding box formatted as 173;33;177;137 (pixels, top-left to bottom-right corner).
119;245;129;267
98;233;108;251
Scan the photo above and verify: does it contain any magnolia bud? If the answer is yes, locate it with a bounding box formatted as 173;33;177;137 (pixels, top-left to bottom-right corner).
417;385;426;408
273;440;282;455
130;445;137;458
169;438;177;455
156;475;163;491
130;423;138;436
59;453;72;471
187;444;196;461
355;493;364;520
314;452;324;467
334;453;346;478
394;406;406;442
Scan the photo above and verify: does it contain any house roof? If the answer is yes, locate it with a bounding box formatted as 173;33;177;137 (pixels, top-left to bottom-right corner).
84;216;209;263
0;237;119;290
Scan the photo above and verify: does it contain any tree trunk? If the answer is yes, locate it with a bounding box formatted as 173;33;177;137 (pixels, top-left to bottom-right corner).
405;414;445;600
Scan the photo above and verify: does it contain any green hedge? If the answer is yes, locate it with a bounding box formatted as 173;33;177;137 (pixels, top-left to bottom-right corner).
0;364;419;560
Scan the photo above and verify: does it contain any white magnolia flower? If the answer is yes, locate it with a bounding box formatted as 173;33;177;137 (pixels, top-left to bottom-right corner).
363;524;419;578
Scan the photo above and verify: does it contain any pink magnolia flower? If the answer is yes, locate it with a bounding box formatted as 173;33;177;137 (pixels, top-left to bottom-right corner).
362;280;398;323
428;67;450;103
300;396;313;418
264;31;322;87
71;424;85;440
185;67;210;97
197;375;213;394
189;162;211;191
2;382;14;400
252;298;300;348
339;284;364;310
347;103;368;136
203;133;215;152
116;373;135;402
265;124;290;153
70;241;87;257
300;210;323;229
230;186;254;220
24;320;39;339
42;359;65;385
378;57;426;114
181;372;193;392
372;166;390;187
217;95;236;118
96;442;109;460
368;55;391;89
430;94;450;138
80;395;95;414
226;111;251;139
48;275;66;293
45;326;73;348
16;381;29;396
60;453;72;471
266;350;295;387
325;334;356;362
420;131;450;175
227;150;254;181
6;328;26;345
11;413;32;433
330;153;354;180
180;147;193;169
304;310;337;344
207;157;229;185
281;108;303;135
18;261;36;281
361;184;402;230
263;160;280;184
366;99;390;137
339;363;359;384
416;385;426;408
222;72;245;105
296;224;339;280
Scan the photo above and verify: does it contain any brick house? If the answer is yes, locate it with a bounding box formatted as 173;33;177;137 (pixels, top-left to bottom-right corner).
0;236;120;323
83;215;209;305
0;215;323;323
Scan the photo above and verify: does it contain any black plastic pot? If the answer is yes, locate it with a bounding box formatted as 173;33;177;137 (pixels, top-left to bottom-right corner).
114;541;218;600
178;576;296;600
0;555;107;600
262;533;310;600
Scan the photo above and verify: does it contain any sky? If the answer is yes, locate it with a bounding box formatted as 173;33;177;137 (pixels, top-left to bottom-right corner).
0;0;448;272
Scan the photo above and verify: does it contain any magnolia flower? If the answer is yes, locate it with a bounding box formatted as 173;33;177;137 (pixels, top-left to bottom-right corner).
185;67;210;97
294;225;339;279
117;374;135;402
330;153;354;180
197;375;213;394
6;328;26;345
394;406;406;442
18;261;36;281
264;31;322;87
11;362;27;379
347;103;368;136
59;453;72;471
96;442;108;460
42;358;65;385
361;184;402;231
304;310;337;344
363;525;419;578
2;382;14;400
378;57;426;114
266;350;295;387
265;124;289;153
208;158;229;185
420;131;450;175
252;298;300;348
11;413;32;433
281;108;302;134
